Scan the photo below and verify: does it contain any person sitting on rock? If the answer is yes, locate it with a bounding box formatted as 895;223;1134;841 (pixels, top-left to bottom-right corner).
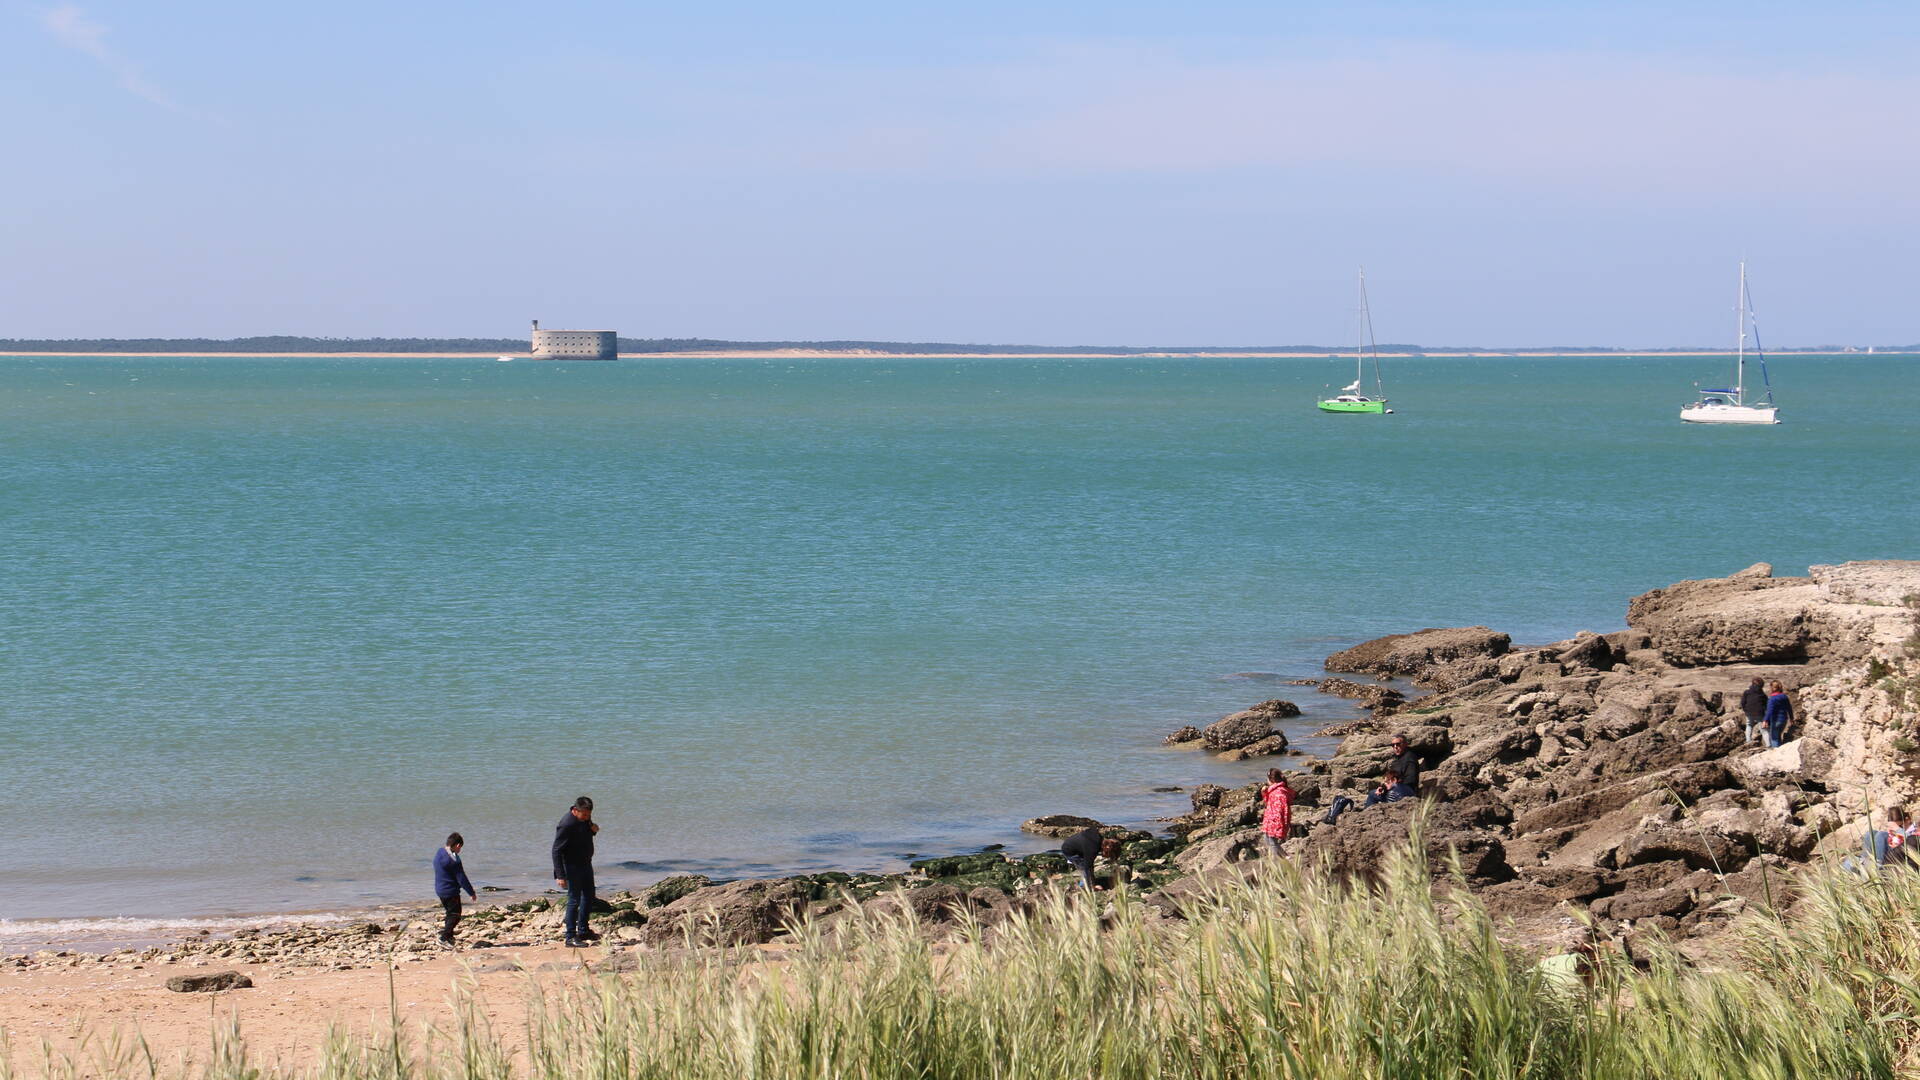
1385;734;1423;792
1324;768;1416;823
1259;768;1294;858
1060;827;1121;891
1362;767;1417;809
1763;681;1795;748
1888;807;1920;858
1740;677;1769;746
1860;806;1920;869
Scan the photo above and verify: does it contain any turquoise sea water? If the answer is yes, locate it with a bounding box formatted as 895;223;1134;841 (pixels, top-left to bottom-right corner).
1;353;1915;926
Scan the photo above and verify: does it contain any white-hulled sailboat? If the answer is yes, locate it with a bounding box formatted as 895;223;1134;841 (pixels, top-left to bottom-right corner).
1681;262;1779;425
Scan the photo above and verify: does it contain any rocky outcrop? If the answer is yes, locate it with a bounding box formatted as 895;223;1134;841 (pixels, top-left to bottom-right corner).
640;878;814;947
1319;677;1407;712
1220;733;1289;761
1201;700;1299;751
1165;561;1920;953
1325;627;1510;682
1626;561;1920;667
1021;814;1102;838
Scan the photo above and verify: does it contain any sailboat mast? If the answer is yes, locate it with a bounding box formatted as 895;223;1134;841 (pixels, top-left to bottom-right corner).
1735;261;1747;399
1355;269;1366;387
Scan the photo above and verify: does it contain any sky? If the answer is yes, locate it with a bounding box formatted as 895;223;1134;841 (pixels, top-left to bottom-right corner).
4;0;1919;347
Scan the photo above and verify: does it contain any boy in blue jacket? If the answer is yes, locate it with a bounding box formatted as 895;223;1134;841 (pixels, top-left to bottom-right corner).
434;832;477;946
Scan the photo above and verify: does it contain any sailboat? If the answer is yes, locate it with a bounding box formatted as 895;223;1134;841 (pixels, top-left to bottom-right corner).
1317;269;1391;414
1680;262;1779;424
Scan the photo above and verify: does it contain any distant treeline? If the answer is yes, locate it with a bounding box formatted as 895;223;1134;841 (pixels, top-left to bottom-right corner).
0;336;1909;355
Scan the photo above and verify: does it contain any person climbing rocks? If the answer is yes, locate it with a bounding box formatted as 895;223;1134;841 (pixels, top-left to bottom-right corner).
1259;768;1294;858
1740;677;1769;746
1763;681;1795;748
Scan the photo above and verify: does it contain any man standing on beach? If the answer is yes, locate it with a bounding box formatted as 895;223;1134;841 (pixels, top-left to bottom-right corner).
552;796;600;947
433;832;477;947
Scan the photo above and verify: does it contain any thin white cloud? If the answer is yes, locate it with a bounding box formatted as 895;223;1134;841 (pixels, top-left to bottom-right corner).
606;42;1920;210
40;3;181;111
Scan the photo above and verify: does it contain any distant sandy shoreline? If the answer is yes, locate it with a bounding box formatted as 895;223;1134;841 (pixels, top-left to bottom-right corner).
0;350;1902;360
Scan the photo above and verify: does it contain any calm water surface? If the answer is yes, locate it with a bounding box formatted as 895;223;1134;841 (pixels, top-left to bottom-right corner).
1;354;1914;925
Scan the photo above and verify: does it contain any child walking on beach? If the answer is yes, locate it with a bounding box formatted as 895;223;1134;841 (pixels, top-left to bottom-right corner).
433;833;477;947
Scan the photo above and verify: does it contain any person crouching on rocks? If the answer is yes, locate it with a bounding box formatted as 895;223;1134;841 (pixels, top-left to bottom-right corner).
1763;681;1795;748
1060;827;1121;891
1259;768;1294;858
433;832;477;948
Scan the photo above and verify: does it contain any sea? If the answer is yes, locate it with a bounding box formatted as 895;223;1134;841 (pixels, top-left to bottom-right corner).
2;352;1914;941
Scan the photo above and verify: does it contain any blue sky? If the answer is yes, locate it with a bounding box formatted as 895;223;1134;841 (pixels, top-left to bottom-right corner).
4;1;1918;346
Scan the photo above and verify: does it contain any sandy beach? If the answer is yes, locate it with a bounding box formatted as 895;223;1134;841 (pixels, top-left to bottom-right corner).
0;349;1881;359
0;939;580;1070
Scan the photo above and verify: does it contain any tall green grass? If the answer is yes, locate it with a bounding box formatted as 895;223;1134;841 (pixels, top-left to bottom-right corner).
8;842;1918;1079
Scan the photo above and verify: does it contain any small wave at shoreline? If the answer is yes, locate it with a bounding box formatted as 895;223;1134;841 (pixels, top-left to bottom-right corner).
0;911;367;954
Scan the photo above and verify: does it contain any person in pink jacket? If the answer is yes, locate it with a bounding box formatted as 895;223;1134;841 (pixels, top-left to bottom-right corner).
1260;768;1294;858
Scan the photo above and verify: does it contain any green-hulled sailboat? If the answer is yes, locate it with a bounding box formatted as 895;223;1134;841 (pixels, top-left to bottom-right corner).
1317;269;1392;414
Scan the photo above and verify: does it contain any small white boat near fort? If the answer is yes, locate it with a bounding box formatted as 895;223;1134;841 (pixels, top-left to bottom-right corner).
1681;262;1778;425
495;355;515;362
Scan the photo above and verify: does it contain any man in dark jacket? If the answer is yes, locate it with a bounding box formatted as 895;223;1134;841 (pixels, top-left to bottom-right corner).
433;832;477;947
1385;734;1422;792
1740;678;1769;746
552;796;600;947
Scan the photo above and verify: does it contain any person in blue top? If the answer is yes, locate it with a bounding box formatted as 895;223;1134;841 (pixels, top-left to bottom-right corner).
433;832;477;947
552;796;600;947
1763;681;1795;748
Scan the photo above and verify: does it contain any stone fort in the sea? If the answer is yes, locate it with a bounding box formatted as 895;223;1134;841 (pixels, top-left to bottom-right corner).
529;320;618;360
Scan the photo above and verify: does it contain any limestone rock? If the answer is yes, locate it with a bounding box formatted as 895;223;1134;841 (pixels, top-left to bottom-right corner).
641;875;711;909
1021;814;1102;838
1627;573;1819;666
1162;725;1203;746
640;878;811;947
1298;800;1512;884
1173;828;1264;874
1318;677;1408;711
1203;701;1299;751
1219;733;1289;762
166;971;251;993
1325;627;1510;682
859;884;970;924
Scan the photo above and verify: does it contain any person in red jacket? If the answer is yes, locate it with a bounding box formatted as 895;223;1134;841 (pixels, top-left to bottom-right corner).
1259;768;1294;858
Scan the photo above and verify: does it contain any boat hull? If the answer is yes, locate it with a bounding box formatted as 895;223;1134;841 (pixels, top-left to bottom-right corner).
1680;404;1778;424
1318;399;1386;414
